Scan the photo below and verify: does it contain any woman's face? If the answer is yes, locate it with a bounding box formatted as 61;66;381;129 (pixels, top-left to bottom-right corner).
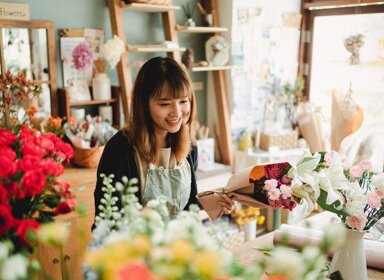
149;91;191;136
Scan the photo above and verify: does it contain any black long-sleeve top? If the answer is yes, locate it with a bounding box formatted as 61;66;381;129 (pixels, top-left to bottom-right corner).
94;130;199;220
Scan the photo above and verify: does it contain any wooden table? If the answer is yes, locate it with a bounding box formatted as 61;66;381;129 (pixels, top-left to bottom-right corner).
231;213;384;280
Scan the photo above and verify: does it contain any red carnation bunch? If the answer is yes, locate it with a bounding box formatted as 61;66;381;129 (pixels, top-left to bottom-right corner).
0;125;75;250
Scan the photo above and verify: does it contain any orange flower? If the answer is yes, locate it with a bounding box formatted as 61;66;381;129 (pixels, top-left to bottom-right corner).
26;107;38;119
267;275;290;280
47;116;62;129
117;261;156;280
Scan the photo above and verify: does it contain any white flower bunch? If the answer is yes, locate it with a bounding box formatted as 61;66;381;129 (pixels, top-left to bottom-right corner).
0;241;29;280
100;35;125;70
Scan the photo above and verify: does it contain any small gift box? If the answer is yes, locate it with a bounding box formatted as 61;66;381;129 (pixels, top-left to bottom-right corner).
260;130;298;150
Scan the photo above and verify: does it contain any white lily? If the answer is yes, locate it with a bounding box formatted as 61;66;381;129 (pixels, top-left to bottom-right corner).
316;152;349;208
287;153;322;212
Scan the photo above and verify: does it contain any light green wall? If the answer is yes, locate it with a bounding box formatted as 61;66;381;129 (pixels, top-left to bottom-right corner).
5;0;207;123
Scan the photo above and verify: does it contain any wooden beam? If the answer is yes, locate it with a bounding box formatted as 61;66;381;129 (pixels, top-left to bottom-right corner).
107;0;132;125
162;10;180;61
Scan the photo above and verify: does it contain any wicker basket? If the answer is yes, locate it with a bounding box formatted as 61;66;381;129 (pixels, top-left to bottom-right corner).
72;146;104;168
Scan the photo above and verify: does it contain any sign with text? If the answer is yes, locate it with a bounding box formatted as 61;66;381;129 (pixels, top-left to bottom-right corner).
0;2;29;20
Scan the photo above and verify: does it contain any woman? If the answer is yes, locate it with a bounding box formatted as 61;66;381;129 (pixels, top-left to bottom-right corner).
94;57;233;219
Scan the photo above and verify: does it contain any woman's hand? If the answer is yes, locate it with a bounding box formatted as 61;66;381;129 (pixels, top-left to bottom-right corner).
219;193;235;215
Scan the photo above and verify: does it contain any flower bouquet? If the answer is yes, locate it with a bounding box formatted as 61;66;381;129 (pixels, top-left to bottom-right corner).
86;174;343;280
0;125;76;253
0;71;41;130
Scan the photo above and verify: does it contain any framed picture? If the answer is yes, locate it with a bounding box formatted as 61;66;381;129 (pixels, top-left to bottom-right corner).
69;79;91;102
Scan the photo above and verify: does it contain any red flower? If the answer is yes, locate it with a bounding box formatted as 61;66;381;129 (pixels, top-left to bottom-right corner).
0;204;15;236
0;156;17;179
15;219;40;247
54;141;74;163
21;170;46;196
55;181;72;198
264;162;290;179
21;141;46;158
118;261;155;280
54;199;76;215
1;182;22;199
0;146;16;161
36;136;55;153
0;129;17;146
41;158;64;177
18;155;42;173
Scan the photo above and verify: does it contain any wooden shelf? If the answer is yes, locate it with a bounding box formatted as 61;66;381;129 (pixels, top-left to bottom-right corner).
121;2;180;12
58;86;121;128
176;25;228;33
68;98;118;107
191;65;232;72
127;44;186;53
303;0;383;9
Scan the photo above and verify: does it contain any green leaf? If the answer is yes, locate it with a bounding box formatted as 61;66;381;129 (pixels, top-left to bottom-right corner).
43;194;60;208
317;189;349;217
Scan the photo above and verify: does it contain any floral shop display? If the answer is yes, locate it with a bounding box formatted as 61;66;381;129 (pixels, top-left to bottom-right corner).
0;124;76;278
86;174;343;280
198;151;384;280
64;115;117;168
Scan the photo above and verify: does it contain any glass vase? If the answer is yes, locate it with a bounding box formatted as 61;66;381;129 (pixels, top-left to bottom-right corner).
328;229;367;280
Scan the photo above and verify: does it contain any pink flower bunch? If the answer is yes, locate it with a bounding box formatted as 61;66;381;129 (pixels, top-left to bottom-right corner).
250;162;297;210
72;42;93;71
0;125;75;250
342;161;384;230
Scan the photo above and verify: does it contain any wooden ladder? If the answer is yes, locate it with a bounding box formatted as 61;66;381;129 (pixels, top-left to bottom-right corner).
106;0;233;165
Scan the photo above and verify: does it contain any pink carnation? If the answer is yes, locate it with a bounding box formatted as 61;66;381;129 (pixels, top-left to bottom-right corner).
366;192;381;208
268;188;281;201
280;184;292;199
346;215;368;230
359;160;372;172
349;165;364;178
375;189;384;198
264;179;278;191
72;43;93;71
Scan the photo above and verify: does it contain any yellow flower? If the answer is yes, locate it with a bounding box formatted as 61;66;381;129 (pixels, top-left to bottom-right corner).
37;223;69;247
169;240;195;264
129;235;151;257
194;251;221;278
257;215;266;225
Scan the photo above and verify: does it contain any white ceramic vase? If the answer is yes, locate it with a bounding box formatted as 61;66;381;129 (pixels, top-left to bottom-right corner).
92;73;111;100
244;220;257;241
328;229;367;280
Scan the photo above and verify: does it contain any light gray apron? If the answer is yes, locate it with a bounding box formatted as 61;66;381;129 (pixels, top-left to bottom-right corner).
142;161;191;218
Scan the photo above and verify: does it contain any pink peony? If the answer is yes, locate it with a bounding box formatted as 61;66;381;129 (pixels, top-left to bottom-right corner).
366;192;381;209
72;43;93;71
346;215;368;230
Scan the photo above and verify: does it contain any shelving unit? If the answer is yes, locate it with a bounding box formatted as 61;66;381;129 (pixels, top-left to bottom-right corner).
58;86;121;128
107;0;233;165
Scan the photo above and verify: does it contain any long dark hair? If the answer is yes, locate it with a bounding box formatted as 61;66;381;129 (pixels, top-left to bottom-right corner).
125;57;196;163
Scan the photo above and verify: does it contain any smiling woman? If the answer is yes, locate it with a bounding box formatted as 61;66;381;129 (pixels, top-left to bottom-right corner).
94;57;235;224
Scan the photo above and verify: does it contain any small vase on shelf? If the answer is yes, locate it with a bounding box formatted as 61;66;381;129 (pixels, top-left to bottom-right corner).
92;73;111;100
328;228;367;280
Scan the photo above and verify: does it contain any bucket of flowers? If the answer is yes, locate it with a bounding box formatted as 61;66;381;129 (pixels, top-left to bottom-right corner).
230;206;265;241
0;124;76;277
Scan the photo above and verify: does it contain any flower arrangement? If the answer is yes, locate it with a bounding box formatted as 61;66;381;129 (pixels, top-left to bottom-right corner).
99;35;125;71
0;71;41;130
230;207;265;226
86;174;343;280
250;151;384;231
0;125;76;252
